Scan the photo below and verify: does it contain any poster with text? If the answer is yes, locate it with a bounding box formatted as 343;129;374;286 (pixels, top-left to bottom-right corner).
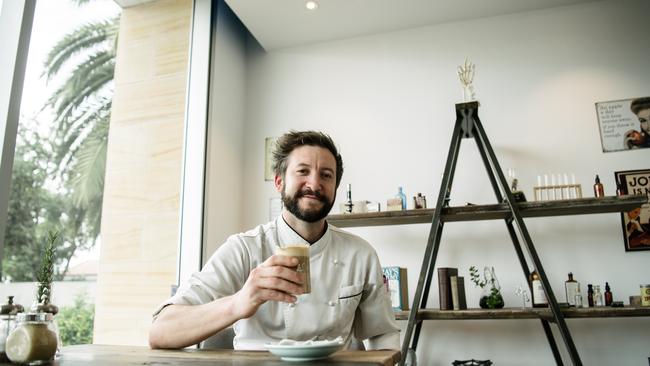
615;169;650;251
596;97;650;153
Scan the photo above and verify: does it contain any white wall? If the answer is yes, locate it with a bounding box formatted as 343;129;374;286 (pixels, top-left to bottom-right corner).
234;0;650;365
203;0;248;260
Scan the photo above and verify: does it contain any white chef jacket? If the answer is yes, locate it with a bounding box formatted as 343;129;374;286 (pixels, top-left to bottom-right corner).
153;216;399;350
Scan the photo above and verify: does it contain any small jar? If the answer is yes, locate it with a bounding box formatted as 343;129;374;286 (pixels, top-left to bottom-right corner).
1;296;24;361
5;313;58;365
413;193;427;209
641;284;650;307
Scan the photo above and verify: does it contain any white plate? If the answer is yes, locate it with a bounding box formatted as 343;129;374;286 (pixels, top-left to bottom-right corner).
265;341;344;362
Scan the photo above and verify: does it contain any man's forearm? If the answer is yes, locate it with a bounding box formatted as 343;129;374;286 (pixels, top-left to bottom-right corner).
149;296;239;349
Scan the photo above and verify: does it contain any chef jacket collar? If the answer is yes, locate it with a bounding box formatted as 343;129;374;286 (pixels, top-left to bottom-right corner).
277;216;330;257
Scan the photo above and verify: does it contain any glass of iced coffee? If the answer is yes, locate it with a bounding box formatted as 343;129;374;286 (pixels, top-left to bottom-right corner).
276;244;310;294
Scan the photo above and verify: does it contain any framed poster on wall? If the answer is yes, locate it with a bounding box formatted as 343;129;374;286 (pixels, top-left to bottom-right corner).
596;97;650;153
615;169;650;251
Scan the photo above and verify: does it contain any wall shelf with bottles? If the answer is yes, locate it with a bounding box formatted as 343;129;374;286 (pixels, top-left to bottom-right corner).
335;103;649;365
327;195;647;228
392;306;650;321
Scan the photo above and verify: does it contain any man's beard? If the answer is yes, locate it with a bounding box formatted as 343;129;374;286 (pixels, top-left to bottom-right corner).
281;187;334;223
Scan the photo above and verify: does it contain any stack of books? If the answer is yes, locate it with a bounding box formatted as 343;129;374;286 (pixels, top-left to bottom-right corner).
438;267;467;310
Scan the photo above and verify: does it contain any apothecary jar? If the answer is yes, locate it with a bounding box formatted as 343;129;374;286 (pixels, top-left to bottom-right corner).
1;296;24;361
5;312;58;365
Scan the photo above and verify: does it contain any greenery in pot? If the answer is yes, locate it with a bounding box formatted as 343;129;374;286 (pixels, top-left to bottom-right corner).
469;266;505;309
36;231;60;315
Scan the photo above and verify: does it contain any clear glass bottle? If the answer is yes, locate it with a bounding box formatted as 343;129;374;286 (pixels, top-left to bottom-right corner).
5;313;58;365
574;285;584;308
396;187;407;210
594;285;604;307
1;296;24;362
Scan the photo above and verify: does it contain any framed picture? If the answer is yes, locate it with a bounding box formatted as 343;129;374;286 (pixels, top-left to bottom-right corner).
596;97;650;153
615;169;650;251
264;137;278;181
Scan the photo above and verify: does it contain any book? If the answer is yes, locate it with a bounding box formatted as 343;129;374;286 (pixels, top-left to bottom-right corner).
382;267;409;311
438;267;458;310
450;276;467;310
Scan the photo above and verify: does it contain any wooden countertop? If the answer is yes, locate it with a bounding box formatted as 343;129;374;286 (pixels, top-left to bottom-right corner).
1;344;400;366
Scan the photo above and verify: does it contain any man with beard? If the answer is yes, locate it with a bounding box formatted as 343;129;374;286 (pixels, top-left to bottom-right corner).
149;131;399;351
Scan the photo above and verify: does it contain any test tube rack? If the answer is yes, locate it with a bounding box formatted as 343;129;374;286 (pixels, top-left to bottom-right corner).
533;184;583;201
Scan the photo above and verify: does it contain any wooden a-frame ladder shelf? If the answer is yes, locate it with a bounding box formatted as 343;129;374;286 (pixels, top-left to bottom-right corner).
327;102;648;366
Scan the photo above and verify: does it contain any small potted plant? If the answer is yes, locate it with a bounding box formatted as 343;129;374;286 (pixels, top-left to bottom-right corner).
469;266;504;309
36;231;59;315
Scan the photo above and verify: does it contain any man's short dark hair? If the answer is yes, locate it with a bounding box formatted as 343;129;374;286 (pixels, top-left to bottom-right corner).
272;130;344;188
631;97;650;115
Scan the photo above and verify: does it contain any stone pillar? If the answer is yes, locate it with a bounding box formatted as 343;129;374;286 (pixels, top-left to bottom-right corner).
93;0;192;345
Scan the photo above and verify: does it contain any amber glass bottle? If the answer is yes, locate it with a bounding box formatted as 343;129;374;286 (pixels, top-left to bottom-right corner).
604;282;613;306
564;273;578;307
530;270;548;308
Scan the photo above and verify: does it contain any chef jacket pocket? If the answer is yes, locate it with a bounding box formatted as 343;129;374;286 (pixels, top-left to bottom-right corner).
337;284;363;327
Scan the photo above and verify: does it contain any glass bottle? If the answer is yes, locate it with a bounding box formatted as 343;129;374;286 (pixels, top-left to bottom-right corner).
587;284;594;307
413;193;426;209
604;282;613;306
5;313;58;365
574;285;584;308
1;296;24;362
593;175;604;198
529;270;548;308
594;285;604;307
564;272;578;307
345;183;353;213
396;187;407;210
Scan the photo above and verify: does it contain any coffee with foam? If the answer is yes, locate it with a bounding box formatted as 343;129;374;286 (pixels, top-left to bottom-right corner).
276;244;310;294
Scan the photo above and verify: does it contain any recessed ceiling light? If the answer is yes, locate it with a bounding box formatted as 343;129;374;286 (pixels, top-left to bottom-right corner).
305;1;318;10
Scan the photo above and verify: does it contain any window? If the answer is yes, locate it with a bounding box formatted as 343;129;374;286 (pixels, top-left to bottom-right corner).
1;0;120;346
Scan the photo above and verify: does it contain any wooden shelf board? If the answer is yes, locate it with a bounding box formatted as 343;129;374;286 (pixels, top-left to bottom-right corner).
328;195;647;228
394;306;650;321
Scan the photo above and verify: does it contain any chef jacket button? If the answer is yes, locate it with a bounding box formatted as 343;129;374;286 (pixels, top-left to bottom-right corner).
328;301;336;307
289;303;296;308
332;259;339;265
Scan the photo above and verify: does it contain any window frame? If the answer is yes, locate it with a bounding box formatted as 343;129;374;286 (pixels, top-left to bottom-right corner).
0;0;36;276
177;0;213;285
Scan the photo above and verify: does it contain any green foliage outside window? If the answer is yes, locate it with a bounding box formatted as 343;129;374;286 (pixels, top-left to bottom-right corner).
57;294;95;346
2;1;119;281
